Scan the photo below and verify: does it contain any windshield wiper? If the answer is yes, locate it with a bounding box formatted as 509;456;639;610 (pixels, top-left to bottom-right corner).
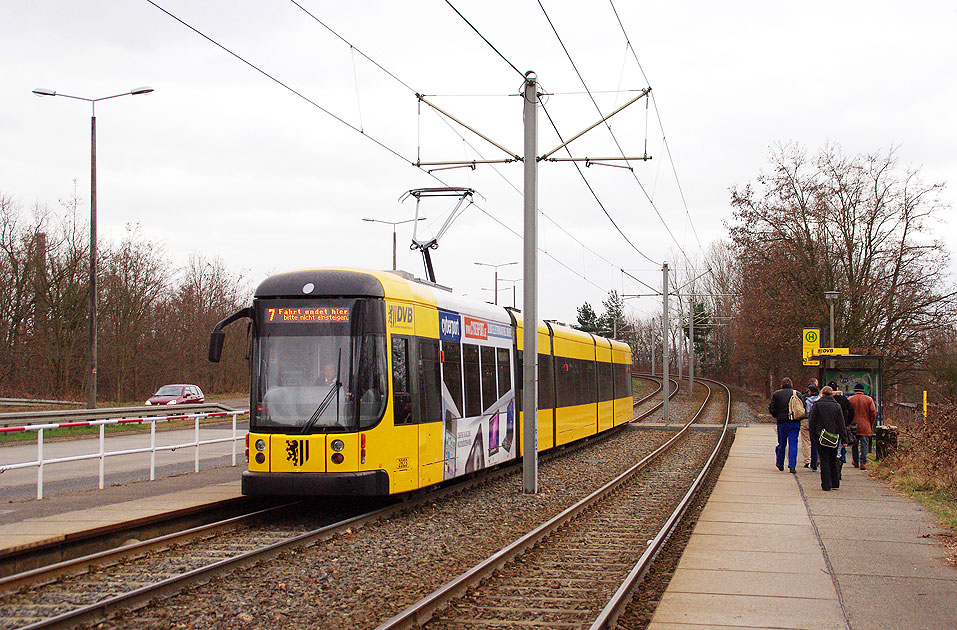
301;348;343;435
300;379;341;434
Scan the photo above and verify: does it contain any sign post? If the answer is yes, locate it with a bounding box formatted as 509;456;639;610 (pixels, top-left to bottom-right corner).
803;328;821;366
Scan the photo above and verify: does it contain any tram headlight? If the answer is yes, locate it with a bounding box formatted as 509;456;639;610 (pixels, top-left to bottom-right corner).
255;439;267;452
330;439;345;452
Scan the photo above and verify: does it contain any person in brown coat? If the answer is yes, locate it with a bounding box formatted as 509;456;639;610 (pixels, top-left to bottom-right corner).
848;383;877;468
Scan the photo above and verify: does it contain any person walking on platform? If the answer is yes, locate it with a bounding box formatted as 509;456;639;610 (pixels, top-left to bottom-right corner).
849;383;877;468
828;381;854;475
768;378;802;473
808;385;851;491
800;383;821;471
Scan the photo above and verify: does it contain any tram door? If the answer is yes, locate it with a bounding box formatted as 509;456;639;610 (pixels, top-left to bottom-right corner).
390;335;419;492
415;337;444;486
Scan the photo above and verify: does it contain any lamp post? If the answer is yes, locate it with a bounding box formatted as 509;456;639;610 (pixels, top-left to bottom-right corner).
824;290;840;347
32;86;154;409
474;261;518;305
362;216;426;270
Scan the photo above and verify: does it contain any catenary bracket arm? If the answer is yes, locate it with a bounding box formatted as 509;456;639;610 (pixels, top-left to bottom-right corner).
417;94;522;162
539;87;650;161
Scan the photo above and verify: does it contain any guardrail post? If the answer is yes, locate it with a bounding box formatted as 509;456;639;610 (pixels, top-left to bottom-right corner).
194;415;200;473
150;420;156;481
98;424;105;489
37;428;44;500
231;413;237;466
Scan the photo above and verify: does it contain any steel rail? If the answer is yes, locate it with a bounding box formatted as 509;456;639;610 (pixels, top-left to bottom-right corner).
373;378;719;630
0;501;299;591
13;485;469;630
632;374;662;408
9;415;597;630
589;376;730;629
634;375;680;419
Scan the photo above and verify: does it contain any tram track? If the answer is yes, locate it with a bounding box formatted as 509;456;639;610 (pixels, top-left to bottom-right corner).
0;376;711;630
1;376;670;588
375;377;730;630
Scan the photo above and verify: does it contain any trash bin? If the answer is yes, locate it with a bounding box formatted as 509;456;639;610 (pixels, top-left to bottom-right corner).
875;425;899;460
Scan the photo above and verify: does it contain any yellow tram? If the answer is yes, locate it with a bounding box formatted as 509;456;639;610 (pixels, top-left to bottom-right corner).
208;268;632;496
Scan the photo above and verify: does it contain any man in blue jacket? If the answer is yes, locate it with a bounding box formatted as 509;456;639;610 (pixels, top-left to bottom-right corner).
768;378;801;473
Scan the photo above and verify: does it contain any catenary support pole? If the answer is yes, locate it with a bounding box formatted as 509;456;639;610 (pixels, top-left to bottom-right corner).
89;113;97;409
522;72;539;494
689;295;695;393
662;263;670;423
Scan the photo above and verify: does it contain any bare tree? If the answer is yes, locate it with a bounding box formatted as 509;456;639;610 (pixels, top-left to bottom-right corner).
728;143;954;390
98;224;172;401
0;193;44;392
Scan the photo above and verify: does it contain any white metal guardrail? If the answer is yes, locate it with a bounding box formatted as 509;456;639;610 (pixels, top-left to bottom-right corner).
0;410;248;499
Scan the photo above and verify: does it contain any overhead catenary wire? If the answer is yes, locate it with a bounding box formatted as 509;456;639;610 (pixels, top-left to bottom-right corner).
537;0;698;271
288;0;418;93
539;100;657;267
144;0;412;165
146;0;629;304
443;0;527;80
289;0;650;289
423;100;659;296
295;0;661;301
607;0;707;258
296;0;663;300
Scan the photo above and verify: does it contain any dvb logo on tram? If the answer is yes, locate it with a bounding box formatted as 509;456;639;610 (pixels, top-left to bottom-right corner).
388;303;414;330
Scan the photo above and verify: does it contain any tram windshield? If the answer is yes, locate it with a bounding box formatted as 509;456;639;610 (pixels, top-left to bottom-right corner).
251;298;387;433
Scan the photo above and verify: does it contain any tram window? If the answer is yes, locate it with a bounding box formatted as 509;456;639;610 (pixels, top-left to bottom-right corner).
442;341;464;418
417;338;441;423
392;336;413;425
355;332;388;430
463;343;481;418
538;353;554;410
496;347;511;398
599;361;613;401
617;363;633;397
583;360;596;404
481;346;496;411
555;359;570;407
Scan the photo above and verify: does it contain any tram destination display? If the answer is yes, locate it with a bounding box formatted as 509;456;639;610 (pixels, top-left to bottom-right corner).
266;306;351;324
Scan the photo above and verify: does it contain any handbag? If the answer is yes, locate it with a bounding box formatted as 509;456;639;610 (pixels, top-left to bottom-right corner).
819;429;840;449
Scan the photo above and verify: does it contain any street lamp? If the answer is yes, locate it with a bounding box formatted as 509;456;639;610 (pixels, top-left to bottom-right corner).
33;86;154;409
362;216;426;270
474;261;518;305
824;290;840;347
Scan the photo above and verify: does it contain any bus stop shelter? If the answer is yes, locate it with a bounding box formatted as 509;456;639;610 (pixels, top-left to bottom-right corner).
809;354;885;425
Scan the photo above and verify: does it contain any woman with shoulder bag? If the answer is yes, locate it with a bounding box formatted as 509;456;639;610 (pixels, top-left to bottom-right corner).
807;386;851;491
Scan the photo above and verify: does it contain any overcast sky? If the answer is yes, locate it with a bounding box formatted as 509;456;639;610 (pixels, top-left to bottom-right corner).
2;1;955;324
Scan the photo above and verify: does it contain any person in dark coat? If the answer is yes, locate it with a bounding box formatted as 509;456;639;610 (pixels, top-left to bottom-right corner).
808;386;851;491
768;377;801;473
828;380;854;473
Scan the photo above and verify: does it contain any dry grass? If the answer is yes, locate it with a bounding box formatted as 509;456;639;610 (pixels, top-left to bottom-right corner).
872;408;957;563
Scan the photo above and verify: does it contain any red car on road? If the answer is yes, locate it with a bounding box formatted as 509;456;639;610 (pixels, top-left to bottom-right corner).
145;384;205;405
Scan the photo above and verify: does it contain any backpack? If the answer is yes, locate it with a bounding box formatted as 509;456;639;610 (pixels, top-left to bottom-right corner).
788;390;806;421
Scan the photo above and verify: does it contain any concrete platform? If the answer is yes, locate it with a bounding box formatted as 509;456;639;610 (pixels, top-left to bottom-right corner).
0;465;243;558
649;424;957;630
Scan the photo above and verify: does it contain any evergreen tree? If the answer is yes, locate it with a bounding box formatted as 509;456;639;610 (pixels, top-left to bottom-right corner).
575;302;601;333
